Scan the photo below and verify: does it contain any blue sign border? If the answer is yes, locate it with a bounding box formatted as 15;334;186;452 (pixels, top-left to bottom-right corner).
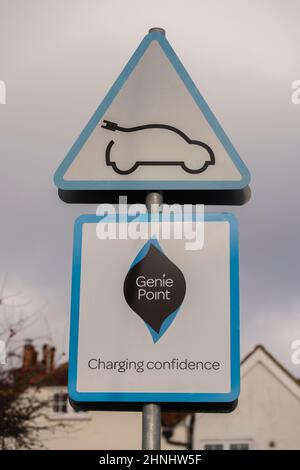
68;212;240;404
54;31;250;191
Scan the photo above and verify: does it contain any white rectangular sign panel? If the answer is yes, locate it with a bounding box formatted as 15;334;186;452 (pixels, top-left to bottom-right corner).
68;213;240;411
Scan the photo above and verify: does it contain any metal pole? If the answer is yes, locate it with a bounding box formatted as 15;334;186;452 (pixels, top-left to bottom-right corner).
142;27;166;450
142;191;163;450
145;191;163;213
142;403;162;450
148;27;166;36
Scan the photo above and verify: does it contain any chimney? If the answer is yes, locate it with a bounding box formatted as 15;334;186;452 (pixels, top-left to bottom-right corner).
42;344;55;373
22;339;37;369
49;346;56;372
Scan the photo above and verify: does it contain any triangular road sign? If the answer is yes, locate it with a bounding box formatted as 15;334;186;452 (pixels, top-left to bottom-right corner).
54;29;250;204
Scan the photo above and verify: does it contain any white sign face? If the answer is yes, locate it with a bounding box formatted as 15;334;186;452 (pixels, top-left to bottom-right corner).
54;31;250;192
68;213;240;407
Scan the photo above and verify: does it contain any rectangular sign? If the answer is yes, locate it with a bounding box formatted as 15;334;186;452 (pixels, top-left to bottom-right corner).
68;213;240;411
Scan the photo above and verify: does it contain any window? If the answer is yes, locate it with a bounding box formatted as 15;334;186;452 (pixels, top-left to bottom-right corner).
204;444;224;450
50;392;90;421
201;441;252;450
230;443;250;450
53;393;68;414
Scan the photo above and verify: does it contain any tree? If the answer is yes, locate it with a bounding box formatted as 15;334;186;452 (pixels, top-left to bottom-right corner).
0;366;58;449
0;276;64;449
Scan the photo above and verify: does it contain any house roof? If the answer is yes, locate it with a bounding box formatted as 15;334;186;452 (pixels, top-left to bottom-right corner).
242;344;300;386
241;344;300;401
36;361;68;386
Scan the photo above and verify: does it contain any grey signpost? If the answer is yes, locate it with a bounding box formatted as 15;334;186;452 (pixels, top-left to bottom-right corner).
143;191;164;450
142;403;162;450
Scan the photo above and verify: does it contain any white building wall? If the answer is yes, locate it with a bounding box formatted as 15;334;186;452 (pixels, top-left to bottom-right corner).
38;387;186;450
37;348;300;450
194;362;300;450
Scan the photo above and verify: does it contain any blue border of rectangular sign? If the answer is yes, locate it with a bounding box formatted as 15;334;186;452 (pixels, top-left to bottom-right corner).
68;212;240;403
54;31;250;191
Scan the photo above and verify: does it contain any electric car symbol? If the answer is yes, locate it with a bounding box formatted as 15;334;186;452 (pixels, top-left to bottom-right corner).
101;120;215;175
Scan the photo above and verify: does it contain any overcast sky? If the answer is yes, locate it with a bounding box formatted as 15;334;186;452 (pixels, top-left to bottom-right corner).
0;0;299;374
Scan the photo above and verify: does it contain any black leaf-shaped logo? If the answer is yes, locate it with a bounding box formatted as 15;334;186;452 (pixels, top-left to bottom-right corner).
123;238;186;343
